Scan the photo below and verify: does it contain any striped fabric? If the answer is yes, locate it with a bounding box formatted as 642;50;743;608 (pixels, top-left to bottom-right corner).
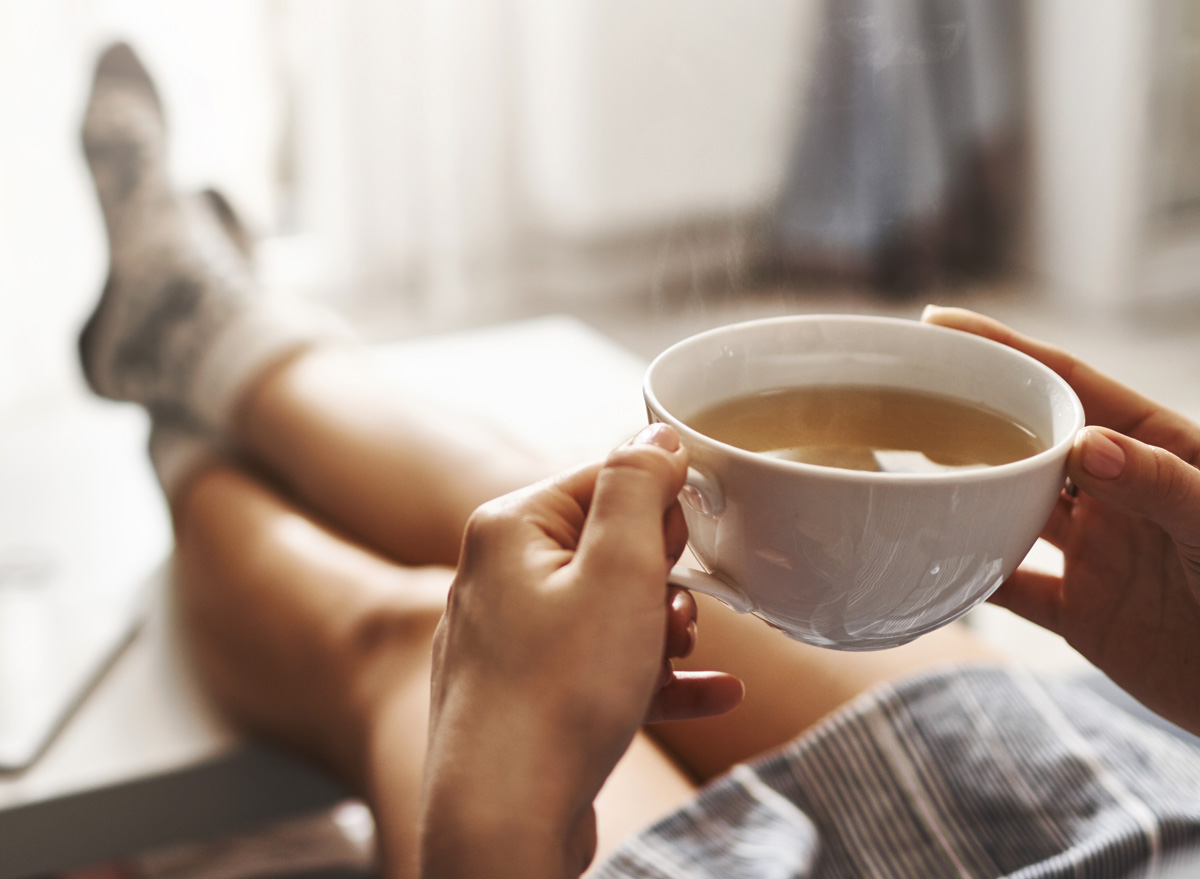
594;666;1200;878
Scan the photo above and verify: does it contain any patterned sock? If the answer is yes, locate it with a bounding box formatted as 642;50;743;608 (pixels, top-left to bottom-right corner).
78;42;353;432
146;414;222;501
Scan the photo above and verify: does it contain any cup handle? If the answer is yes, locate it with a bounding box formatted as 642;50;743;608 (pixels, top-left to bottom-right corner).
667;565;756;615
680;466;723;516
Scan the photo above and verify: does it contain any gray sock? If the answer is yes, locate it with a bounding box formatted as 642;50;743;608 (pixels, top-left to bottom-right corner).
78;43;352;431
146;414;221;501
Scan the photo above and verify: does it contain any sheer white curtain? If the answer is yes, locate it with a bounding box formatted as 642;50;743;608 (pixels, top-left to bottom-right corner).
306;0;813;318
313;0;520;318
0;0;813;408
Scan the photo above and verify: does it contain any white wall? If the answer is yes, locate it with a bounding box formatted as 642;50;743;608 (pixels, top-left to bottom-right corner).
1026;0;1148;310
1028;0;1200;311
0;2;101;409
0;0;280;409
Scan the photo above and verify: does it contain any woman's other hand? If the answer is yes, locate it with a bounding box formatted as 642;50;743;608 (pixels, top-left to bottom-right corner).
923;306;1200;735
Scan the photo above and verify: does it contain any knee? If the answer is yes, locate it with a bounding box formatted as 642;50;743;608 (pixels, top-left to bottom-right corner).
338;576;446;724
347;592;443;670
171;462;259;549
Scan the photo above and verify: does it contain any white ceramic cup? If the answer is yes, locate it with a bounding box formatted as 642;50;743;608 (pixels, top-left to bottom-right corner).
644;314;1085;650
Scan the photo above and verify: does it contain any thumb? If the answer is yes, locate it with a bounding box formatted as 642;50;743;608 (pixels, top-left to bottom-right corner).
574;424;688;594
1069;426;1200;556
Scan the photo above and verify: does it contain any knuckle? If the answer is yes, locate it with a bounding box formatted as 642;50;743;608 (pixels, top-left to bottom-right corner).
604;443;676;485
349;597;441;659
1148;445;1200;559
606;441;659;469
1152;445;1197;510
460;497;519;546
340;594;444;723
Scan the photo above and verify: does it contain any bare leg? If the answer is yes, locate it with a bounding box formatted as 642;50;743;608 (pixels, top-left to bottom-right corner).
173;462;446;791
231;347;551;568
210;354;1009;796
78;39;1003;850
173;461;694;879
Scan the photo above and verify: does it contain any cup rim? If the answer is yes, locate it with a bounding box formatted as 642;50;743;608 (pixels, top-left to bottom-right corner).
643;313;1086;484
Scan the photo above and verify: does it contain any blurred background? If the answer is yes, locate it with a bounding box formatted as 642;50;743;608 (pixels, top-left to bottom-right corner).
3;4;1200;873
2;0;1200;414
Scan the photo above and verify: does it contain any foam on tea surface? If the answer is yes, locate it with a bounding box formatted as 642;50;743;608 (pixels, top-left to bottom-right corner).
687;385;1044;473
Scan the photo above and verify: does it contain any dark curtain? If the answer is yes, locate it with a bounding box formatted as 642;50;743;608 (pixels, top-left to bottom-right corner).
766;0;1027;297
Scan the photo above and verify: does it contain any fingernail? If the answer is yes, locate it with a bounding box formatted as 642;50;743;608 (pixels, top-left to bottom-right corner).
671;588;689;613
657;661;674;691
634;422;679;452
1081;429;1126;480
921;304;943;321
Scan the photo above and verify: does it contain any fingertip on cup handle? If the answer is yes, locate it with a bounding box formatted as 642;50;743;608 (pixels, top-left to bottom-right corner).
680;466;724;516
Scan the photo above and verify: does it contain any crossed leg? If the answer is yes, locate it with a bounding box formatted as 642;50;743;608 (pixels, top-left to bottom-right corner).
169;348;1004;878
171;365;697;877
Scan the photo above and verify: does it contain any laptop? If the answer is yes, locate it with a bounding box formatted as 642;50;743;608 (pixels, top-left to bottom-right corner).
0;396;171;771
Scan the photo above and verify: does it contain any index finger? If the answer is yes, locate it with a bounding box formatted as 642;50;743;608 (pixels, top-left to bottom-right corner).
920;306;1159;434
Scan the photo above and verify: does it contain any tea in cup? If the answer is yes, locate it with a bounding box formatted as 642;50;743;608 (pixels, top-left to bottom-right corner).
643;314;1084;650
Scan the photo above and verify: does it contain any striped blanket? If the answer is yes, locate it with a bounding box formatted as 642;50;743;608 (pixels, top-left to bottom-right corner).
598;665;1200;878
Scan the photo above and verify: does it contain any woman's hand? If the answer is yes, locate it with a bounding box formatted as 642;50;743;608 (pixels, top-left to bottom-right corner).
420;423;743;879
923;306;1200;734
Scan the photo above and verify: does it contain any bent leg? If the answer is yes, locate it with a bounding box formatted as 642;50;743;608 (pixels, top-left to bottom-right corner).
174;461;448;876
173;461;447;789
233;347;551;567
173;460;694;878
